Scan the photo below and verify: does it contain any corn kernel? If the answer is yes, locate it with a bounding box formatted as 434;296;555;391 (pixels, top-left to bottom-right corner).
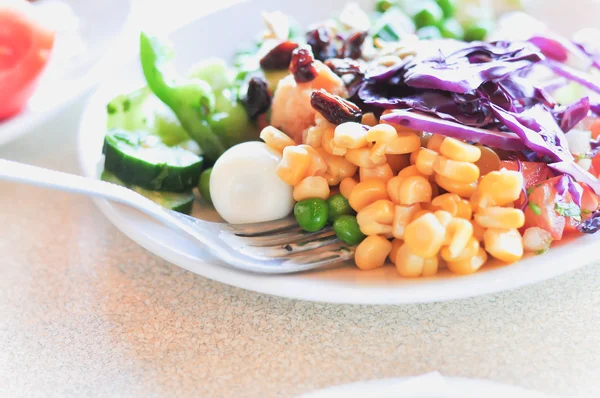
392;204;421;240
483;228;524;263
477;169;523;207
398;176;432;205
361;112;378;127
360;163;394;183
277;146;310;185
445;218;474;258
346;147;387;168
321;125;347;156
475;207;525;229
349;180;389;212
389;238;403;264
435;174;477;198
260;126;296;152
441;236;480;263
412;209;432;220
387;154;410;174
356;199;395;235
426;134;445;152
456;199;473;219
471;220;485;241
298;145;327;177
433;210;453;229
386;132;422;155
431;193;461;216
398;164;424;179
318;149;358;186
415;148;438;176
433;156;480;183
340;177;359;199
305;124;327;148
293;176;330;201
366;124;397;144
439;137;482;163
334;122;368;149
395;243;439;277
404;213;446;258
447;247;487;275
355;235;393;270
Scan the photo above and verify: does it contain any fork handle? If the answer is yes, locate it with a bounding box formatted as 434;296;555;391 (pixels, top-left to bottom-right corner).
0;158;175;225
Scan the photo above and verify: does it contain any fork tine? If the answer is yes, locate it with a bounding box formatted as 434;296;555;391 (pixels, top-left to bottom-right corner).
281;245;355;267
235;234;341;259
229;216;299;237
234;228;335;247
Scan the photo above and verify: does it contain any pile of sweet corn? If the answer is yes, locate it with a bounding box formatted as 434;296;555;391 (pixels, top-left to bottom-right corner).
260;110;536;277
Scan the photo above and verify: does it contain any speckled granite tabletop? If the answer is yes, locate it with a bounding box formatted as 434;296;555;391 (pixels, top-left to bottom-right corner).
1;4;600;398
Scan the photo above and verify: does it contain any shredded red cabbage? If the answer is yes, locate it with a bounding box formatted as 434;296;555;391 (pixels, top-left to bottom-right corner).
546;60;600;95
555;174;584;207
403;41;543;94
549;161;600;195
380;110;527;151
553;97;591;133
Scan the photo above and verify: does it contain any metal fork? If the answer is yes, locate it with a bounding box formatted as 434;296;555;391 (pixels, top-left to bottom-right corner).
0;159;354;273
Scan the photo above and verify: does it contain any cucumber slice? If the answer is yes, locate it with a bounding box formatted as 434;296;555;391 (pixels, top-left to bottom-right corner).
103;129;203;192
101;171;195;214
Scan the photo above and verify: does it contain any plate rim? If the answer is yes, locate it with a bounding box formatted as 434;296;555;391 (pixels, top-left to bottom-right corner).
77;0;598;305
0;0;138;148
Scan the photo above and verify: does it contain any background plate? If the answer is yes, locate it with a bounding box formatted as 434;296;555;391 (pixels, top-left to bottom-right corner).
78;0;600;304
0;0;136;147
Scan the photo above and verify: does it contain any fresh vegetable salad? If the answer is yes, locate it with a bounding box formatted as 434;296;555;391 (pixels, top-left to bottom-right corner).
102;1;600;277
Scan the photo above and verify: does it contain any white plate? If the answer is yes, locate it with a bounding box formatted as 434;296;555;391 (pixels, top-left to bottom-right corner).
299;375;548;397
78;0;600;304
0;0;136;147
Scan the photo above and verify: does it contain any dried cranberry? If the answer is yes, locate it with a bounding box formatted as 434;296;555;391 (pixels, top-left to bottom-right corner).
306;27;337;61
243;77;272;119
290;45;318;83
310;89;362;125
260;41;299;70
341;31;368;59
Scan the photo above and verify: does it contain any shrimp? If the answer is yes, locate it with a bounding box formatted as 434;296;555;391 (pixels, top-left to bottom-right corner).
270;61;348;143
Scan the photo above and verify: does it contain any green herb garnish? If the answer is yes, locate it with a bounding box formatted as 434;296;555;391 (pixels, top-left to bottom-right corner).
528;202;542;216
555;201;581;221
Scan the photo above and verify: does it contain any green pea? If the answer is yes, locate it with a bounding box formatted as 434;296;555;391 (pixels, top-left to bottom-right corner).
464;20;494;42
417;26;442;40
333;215;366;246
410;1;444;29
376;0;396;13
439;18;464;40
327;194;355;223
294;199;329;232
435;0;457;18
198;168;213;205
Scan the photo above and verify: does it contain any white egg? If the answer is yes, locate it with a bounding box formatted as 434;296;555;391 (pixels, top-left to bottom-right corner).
210;141;295;224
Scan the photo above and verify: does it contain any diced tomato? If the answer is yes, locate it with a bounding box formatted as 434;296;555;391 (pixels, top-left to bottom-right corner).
580;183;599;213
500;161;552;188
0;1;55;120
592;155;600;178
591;119;600;140
524;177;567;240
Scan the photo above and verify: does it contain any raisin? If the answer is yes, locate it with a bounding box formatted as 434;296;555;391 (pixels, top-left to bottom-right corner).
290;45;318;83
306;27;337;61
324;58;365;77
310;89;362;125
243;77;272;119
341;31;368;59
260;41;299;70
